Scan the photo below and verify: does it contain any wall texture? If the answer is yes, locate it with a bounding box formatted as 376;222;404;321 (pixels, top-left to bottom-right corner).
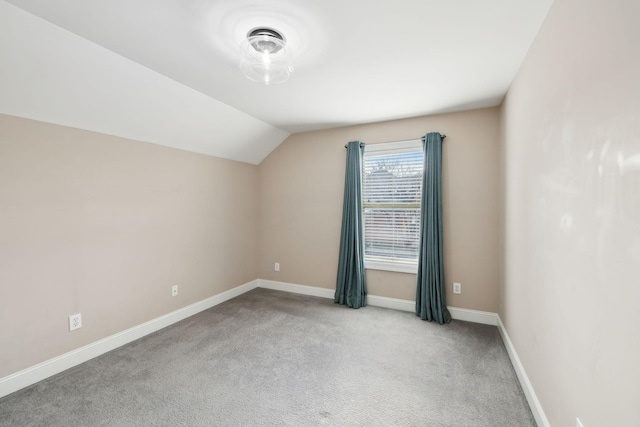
0;114;258;378
258;108;500;312
500;0;640;425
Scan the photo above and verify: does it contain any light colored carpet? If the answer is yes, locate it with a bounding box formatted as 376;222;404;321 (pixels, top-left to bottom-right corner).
0;288;536;426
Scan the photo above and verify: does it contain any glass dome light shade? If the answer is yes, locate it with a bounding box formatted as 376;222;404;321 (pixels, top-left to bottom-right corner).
240;33;294;85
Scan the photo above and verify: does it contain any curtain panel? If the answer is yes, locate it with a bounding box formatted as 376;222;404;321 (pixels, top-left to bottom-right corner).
416;132;451;324
335;141;367;309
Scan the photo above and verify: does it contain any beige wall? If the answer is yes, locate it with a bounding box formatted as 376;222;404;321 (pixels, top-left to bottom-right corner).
258;108;500;312
500;0;640;425
0;114;258;378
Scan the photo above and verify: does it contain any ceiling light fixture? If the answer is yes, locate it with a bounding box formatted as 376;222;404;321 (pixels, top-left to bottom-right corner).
240;28;293;85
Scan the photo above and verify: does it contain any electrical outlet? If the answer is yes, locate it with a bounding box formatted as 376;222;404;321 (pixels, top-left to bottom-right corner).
576;418;584;427
274;262;280;272
69;313;82;331
172;285;178;297
453;282;462;294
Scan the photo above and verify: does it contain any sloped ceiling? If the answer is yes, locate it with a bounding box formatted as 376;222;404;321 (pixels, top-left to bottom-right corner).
0;0;554;164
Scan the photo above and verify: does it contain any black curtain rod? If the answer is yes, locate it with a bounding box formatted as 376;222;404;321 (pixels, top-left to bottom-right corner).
344;134;446;148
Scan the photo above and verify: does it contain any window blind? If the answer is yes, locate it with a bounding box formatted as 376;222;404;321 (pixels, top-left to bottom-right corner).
362;145;423;265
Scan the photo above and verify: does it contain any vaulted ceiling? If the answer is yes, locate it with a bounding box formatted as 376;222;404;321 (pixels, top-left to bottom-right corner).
0;0;554;164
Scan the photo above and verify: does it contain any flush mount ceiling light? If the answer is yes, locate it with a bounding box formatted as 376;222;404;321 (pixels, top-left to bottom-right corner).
240;27;294;85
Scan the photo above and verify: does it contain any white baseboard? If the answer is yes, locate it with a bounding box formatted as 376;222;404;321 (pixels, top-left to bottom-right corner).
497;316;550;427
258;279;334;299
258;279;417;313
368;294;415;312
258;279;498;325
448;307;498;326
0;280;259;399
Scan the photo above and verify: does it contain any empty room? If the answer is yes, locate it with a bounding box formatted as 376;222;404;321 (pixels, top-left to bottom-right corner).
0;0;638;426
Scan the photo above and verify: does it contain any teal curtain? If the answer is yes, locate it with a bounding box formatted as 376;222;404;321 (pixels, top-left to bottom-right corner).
416;133;451;324
335;141;367;309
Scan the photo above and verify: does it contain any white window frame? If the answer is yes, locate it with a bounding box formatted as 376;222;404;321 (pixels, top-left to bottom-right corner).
362;140;423;274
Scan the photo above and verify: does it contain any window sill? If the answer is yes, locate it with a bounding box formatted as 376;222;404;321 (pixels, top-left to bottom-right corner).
365;260;418;274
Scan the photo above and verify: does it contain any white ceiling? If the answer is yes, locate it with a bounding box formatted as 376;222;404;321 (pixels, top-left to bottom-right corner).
0;0;554;164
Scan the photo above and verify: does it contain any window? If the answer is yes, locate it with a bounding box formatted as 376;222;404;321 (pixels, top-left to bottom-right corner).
362;140;423;273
